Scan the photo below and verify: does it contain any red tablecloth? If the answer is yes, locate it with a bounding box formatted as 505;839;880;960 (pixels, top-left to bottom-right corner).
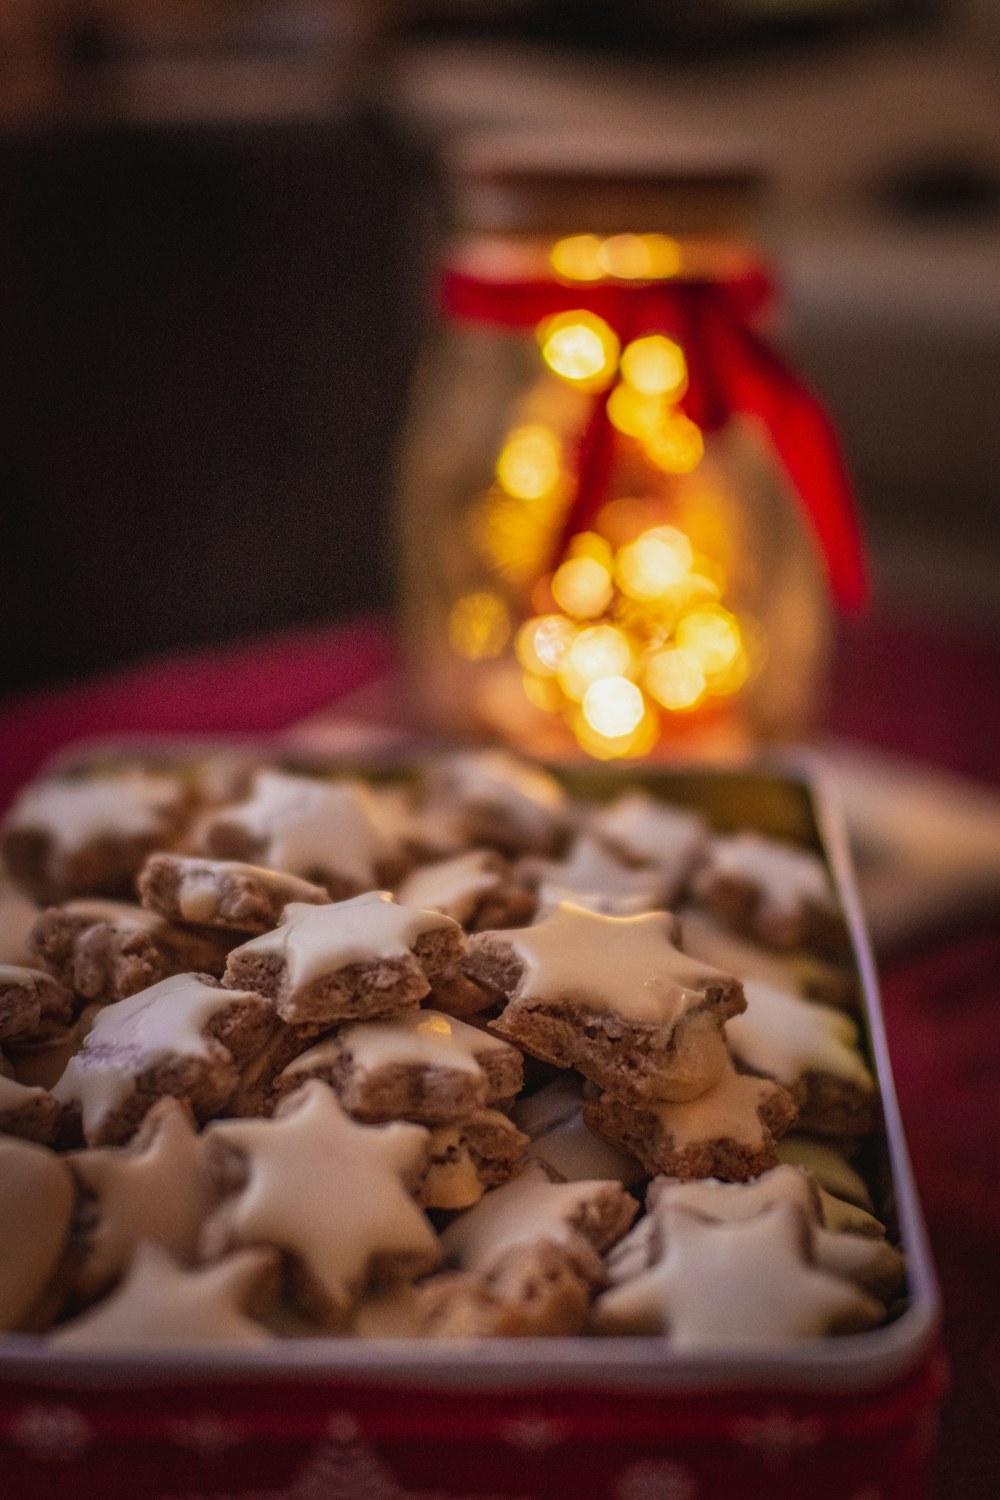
1;613;998;1500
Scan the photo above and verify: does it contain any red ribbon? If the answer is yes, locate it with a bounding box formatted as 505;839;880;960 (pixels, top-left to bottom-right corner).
441;267;868;612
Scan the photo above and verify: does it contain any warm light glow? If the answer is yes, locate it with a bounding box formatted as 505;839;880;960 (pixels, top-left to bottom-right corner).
570;624;632;679
582;675;645;738
539;312;619;387
644;411;704;473
644;647;706;711
496;425;561;502
573;699;659;760
616;526;694;600
480;495;550;580
522;671;564;712
620;335;688;400
606;384;666;440
447;591;511;661
550;234;605;282
515;613;576;675
675;605;742;675
551;555;614;618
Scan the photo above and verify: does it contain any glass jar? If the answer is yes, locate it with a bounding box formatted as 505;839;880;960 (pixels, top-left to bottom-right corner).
395;144;866;761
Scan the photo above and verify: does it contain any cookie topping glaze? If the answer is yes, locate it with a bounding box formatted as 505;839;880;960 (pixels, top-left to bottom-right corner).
397;851;507;924
726;980;875;1091
52;1242;276;1347
228;894;460;990
52;974;259;1138
202;1081;438;1317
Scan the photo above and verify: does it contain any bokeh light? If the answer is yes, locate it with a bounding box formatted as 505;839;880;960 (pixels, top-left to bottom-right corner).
550;234;605;282
551;555;614;618
675;605;742;675
644;411;704;473
496;425;561;503
539;311;619;388
515;613;576;675
620;335;688;399
644;647;706;711
582;675;645;737
616;526;694;600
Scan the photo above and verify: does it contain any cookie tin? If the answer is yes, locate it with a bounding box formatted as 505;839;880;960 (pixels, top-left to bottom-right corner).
0;745;945;1500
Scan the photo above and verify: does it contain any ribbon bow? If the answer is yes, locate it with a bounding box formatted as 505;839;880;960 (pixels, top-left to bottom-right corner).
441;266;867;612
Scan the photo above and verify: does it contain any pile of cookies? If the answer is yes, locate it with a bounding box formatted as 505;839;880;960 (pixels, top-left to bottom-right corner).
0;749;902;1348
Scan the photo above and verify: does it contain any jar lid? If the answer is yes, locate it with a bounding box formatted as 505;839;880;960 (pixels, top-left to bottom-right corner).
447;131;766;238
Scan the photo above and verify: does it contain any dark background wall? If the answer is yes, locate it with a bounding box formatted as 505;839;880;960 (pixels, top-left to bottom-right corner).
1;110;434;695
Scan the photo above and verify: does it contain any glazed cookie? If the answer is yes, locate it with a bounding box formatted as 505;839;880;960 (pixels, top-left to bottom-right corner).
66;1097;217;1304
640;1166;904;1300
200;1081;439;1324
587;791;709;904
222;893;464;1031
353;1241;593;1339
197;770;403;899
0;1069;61;1143
582;1054;797;1181
1;771;189;904
726;979;879;1138
51;1242;278;1348
419;1109;529;1211
465;903;745;1106
0;880;39;966
440;1160;638;1287
3;1003;101;1091
396;850;535;932
273;1008;523;1125
775;1135;875;1211
29;900;235;1004
593;1202;883;1344
138;854;329;935
678;906;858;1010
690;832;847;954
0;964;74;1043
524;835;667;916
0;1136;75;1330
52;973;277;1147
527;1113;646;1190
421;750;570;856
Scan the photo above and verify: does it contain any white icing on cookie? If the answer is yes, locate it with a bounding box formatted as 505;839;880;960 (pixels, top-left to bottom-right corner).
428;751;567;845
0;1072;51;1111
440;1160;619;1274
678;907;812;993
397;852;504;924
55;900;164;933
51;1242;274;1347
775;1137;873;1210
700;833;836;917
647;1163;818;1223
3;773;180;851
726;980;874;1092
487;902;737;1027
528;1114;645;1188
52;974;256;1138
640;1055;785;1151
339;1009;510;1075
589;792;708;896
229;893;459;990
222;771;395;886
528;836;665;910
203;1081;438;1315
68;1099;216;1289
595;1203;881;1344
0;1137;74;1329
509;1075;586;1139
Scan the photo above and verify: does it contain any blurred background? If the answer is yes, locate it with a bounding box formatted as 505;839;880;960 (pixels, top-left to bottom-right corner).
2;0;999;696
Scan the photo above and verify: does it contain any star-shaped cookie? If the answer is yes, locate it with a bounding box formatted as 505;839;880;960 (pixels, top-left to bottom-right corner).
465;903;744;1105
200;1081;440;1322
67;1096;217;1302
594;1202;883;1345
51;1242;276;1347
